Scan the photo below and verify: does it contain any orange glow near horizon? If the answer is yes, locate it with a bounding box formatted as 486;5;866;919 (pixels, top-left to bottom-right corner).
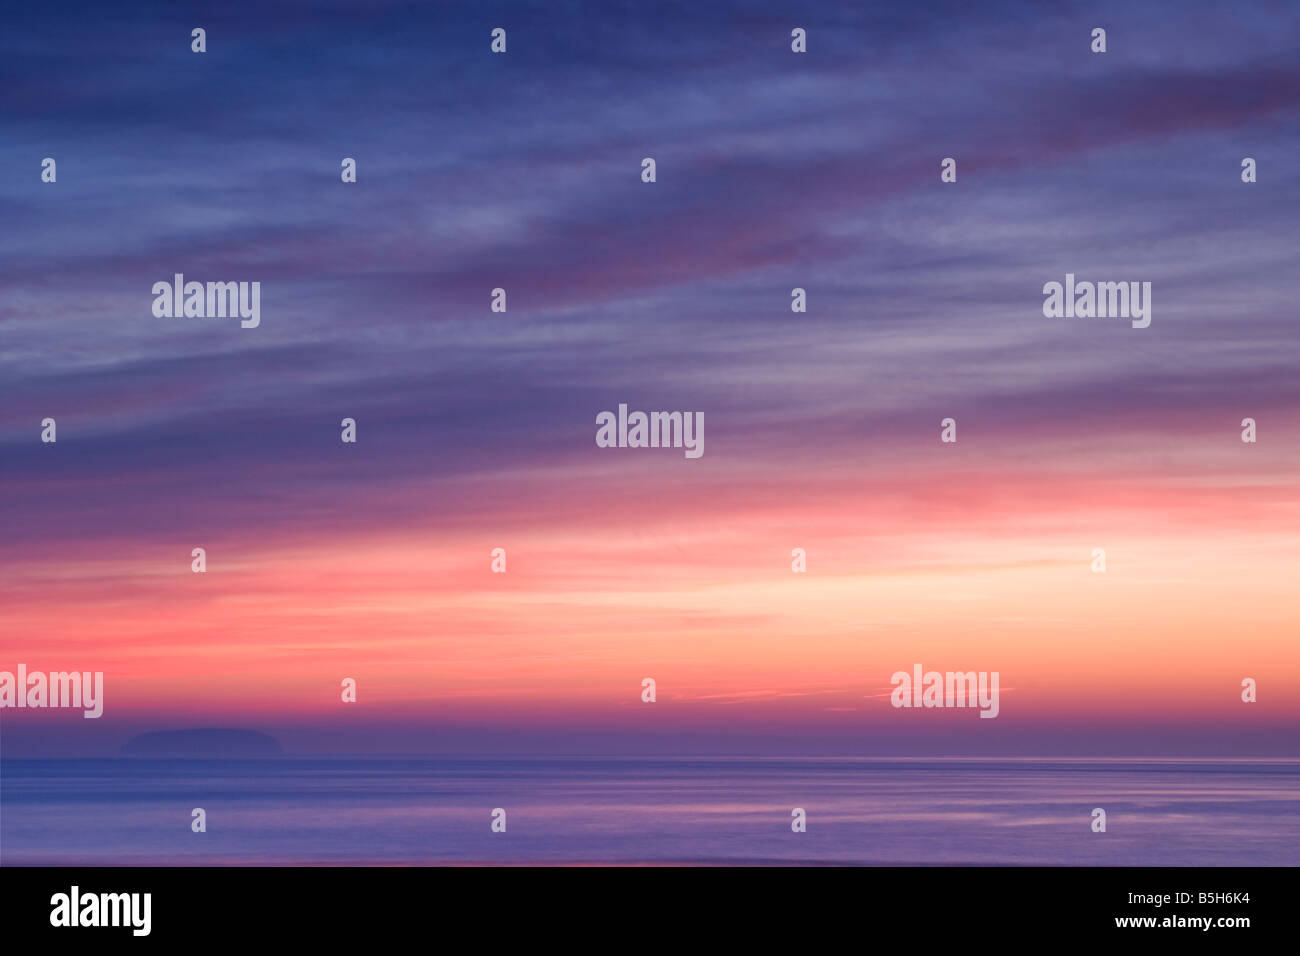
5;448;1298;739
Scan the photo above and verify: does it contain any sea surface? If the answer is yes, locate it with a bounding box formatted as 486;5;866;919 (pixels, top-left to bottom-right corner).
2;757;1297;865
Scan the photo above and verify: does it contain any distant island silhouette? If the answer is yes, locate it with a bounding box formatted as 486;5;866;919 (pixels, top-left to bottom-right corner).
120;728;283;757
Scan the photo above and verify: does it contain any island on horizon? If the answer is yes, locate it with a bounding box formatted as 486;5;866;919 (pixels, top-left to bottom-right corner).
120;728;283;757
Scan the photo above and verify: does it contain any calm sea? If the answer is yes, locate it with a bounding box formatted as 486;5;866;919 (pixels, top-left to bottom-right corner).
2;757;1297;865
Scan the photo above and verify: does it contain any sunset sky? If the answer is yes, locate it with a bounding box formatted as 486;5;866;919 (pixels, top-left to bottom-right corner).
2;0;1298;756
